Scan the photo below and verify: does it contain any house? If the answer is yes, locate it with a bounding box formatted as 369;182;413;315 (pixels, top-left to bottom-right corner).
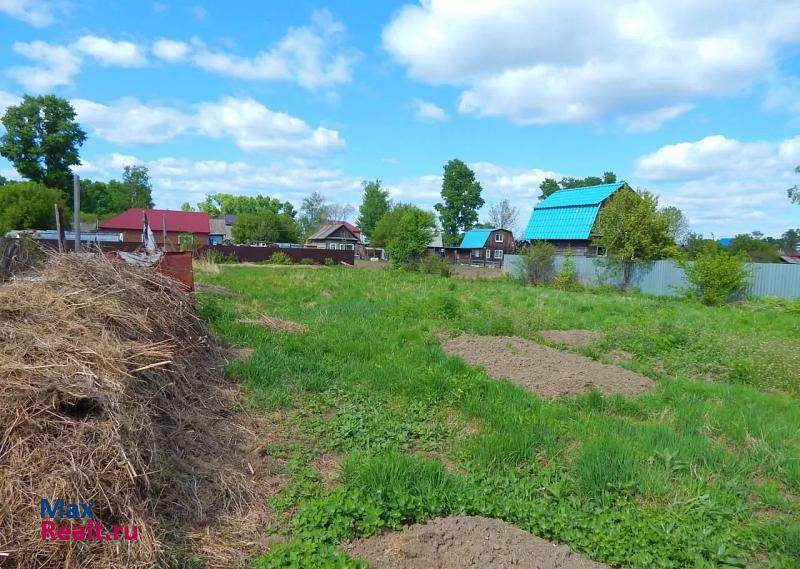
452;227;515;265
209;214;236;245
521;182;628;255
99;209;211;250
305;220;362;253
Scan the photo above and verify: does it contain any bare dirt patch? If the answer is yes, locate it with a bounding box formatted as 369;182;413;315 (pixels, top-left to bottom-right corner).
606;349;634;364
310;452;342;488
541;329;601;348
239;315;308;333
343;516;612;569
442;335;653;399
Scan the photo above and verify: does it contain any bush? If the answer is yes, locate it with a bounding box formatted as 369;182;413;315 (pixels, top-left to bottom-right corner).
324;257;336;267
554;248;578;289
197;249;237;264
417;254;451;277
268;251;292;265
682;249;750;305
300;258;315;265
516;241;555;285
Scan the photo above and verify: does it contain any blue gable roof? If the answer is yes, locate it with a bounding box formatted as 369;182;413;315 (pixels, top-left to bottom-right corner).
522;182;626;241
459;228;496;249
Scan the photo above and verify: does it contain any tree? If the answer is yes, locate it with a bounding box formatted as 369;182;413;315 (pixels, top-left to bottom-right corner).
326;203;355;222
788;165;799;204
356;179;391;240
231;210;299;244
371;204;436;267
728;233;780;263
181;202;194;211
435;159;484;245
681;249;750;305
0;95;87;199
539;171;617;200
592;187;672;287
297;192;329;238
781;229;799;252
659;206;689;244
516;241;555;285
486;199;519;234
197;193;294;218
0;181;67;233
121;165;154;209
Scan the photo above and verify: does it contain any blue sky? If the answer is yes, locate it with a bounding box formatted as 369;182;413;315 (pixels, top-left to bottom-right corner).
0;0;798;237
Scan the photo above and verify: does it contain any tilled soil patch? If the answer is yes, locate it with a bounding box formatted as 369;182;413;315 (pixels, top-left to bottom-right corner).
541;329;600;348
343;516;612;569
442;335;653;398
239;315;308;333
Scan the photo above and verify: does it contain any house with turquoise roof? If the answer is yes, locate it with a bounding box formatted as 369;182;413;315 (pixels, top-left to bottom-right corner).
446;227;516;265
521;182;629;256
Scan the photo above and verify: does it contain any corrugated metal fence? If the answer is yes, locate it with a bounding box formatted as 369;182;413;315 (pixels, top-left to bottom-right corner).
502;255;800;299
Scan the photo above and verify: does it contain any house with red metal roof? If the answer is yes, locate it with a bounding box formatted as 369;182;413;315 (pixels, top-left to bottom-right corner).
99;209;211;250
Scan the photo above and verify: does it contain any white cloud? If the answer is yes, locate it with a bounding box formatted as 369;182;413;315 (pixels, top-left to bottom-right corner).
191;5;206;20
624;104;694;133
175;9;360;91
74;36;147;67
383;0;800;126
634;134;800;235
152;39;189;62
0;0;56;27
70;95;345;154
8;40;82;91
0;90;21;117
7;35;146;91
82;153;361;210
412;99;448;122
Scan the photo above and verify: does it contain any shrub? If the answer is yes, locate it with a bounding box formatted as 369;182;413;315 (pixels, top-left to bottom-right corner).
554;248;578;289
324;257;336;267
516;241;555;285
300;258;315;265
268;251;292;265
417;254;451;277
197;249;236;264
681;249;750;305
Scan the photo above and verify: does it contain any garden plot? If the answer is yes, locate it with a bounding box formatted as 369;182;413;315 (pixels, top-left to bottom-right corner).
541;329;600;348
442;335;653;398
344;516;611;569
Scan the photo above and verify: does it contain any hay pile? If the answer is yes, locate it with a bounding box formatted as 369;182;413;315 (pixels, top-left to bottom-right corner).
0;254;265;568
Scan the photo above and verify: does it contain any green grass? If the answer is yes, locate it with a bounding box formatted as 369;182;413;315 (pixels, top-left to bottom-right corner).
197;266;800;568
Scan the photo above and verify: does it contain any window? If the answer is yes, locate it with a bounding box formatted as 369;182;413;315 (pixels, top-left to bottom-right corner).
344;243;355;250
327;242;336;250
472;249;482;258
494;250;503;259
495;233;504;243
596;246;607;257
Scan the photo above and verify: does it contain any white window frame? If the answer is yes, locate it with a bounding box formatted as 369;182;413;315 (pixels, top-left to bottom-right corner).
494;249;503;259
495;233;504;243
472;249;482;258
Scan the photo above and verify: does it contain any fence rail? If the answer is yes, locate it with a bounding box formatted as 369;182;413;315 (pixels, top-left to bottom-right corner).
502;255;800;299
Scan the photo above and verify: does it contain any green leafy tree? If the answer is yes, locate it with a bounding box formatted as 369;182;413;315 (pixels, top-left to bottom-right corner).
435;159;484;245
592;187;672;287
788;166;799;204
181;202;194;211
231;211;298;244
121;165;154;209
728;233;780;263
198;193;295;218
781;228;799;252
539;171;617;200
297;192;330;238
681;249;751;305
372;204;436;267
659;205;690;244
0;181;67;233
0;95;87;199
356;180;391;240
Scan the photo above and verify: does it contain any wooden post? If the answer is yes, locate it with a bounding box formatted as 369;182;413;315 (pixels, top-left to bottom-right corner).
162;213;167;250
73;175;81;253
54;204;66;253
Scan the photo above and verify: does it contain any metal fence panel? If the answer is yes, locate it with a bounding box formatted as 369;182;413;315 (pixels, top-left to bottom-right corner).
503;255;800;299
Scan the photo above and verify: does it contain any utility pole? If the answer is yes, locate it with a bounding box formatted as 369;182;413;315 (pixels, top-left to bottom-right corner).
73;174;81;253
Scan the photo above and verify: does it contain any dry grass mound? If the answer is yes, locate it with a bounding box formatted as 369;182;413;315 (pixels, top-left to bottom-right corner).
442;335;653;399
239;315;308;333
0;253;273;568
344;515;612;568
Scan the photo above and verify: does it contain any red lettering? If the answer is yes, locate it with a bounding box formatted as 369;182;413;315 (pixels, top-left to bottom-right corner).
72;524;86;541
56;526;71;540
113;526;122;540
123;526;138;541
40;520;56;540
94;520;103;541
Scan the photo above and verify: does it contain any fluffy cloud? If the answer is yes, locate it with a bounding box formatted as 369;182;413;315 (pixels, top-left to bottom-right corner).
0;90;21;116
412;99;448;122
80;153;362;210
8;35;146;91
155;10;360;91
0;0;56;27
152;39;189;62
383;0;800;127
74;36;146;67
634;134;800;235
71;96;345;154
